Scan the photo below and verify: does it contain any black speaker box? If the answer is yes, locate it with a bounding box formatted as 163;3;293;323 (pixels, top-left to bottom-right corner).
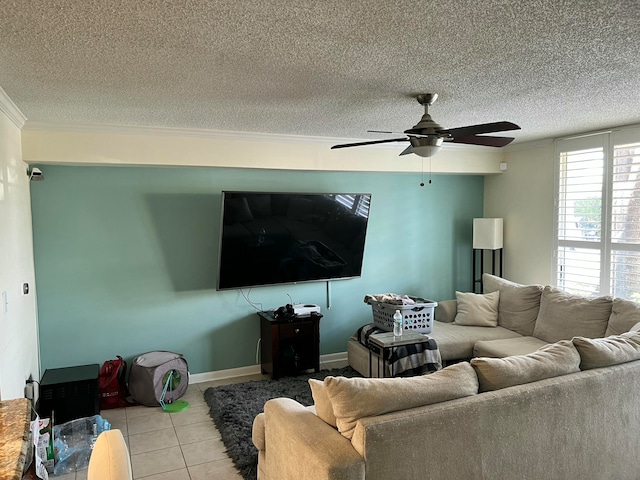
38;364;100;425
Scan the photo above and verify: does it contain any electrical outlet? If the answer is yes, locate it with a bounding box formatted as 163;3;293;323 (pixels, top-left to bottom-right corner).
25;382;34;400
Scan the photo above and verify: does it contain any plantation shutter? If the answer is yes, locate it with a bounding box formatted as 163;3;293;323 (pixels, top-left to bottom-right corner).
556;141;605;296
555;128;640;301
610;142;640;300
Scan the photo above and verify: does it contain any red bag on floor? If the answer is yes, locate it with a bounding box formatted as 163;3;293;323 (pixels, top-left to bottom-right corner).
98;356;129;410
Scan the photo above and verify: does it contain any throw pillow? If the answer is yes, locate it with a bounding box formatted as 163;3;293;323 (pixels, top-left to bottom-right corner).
308;379;337;428
434;299;457;323
572;331;640;370
605;298;640;336
470;340;581;392
454;291;500;327
532;286;612;343
323;362;478;439
482;273;543;336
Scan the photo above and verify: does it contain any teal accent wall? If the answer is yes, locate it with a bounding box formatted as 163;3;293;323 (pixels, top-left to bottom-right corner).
30;165;483;374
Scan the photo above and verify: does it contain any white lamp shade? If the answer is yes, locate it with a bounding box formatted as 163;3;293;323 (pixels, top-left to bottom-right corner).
473;218;503;249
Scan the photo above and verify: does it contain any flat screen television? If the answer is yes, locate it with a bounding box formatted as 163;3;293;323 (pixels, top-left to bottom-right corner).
217;191;372;290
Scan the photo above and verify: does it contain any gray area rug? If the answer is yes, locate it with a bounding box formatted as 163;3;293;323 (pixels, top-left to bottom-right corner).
204;366;359;480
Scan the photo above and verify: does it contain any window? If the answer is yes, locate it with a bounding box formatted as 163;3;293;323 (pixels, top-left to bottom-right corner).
555;127;640;300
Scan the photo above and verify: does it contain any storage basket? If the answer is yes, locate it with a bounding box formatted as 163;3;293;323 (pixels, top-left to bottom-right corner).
368;297;438;334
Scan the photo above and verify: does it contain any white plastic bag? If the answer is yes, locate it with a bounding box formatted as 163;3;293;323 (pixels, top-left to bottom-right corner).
52;415;110;475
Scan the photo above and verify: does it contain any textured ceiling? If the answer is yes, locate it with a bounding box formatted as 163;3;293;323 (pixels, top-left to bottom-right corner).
1;1;639;144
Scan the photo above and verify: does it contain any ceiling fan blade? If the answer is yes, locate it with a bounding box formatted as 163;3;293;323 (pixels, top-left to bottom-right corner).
331;138;408;149
367;130;396;134
447;135;515;147
399;145;413;156
443;121;520;138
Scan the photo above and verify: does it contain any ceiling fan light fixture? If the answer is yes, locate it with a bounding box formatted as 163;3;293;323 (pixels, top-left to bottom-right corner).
409;136;443;157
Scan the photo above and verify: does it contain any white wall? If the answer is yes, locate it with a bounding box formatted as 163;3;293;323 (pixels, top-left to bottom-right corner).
0;108;40;399
484;140;555;285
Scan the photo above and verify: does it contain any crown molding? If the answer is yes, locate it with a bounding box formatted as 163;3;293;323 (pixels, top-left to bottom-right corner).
22;120;494;153
0;86;27;128
23;120;338;144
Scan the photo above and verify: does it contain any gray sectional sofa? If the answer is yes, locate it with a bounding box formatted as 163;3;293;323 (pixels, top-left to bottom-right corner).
253;274;640;480
348;273;640;374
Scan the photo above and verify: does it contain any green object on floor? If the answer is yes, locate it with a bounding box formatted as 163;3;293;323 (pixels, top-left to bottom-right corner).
162;399;190;413
159;369;190;412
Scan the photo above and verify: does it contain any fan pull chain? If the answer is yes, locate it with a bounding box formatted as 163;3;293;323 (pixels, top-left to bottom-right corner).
420;156;433;187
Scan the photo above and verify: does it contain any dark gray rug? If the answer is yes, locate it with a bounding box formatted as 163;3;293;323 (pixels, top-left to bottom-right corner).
204;366;359;480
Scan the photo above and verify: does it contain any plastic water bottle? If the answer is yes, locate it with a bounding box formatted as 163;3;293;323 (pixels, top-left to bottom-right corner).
393;310;403;336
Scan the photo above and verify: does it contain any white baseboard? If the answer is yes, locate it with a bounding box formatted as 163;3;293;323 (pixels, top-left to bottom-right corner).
189;351;348;384
318;352;349;370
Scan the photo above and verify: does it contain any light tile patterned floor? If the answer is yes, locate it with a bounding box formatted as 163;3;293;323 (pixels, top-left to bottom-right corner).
54;373;268;480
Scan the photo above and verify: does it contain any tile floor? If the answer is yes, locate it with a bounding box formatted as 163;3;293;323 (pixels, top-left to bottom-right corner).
54;373;268;480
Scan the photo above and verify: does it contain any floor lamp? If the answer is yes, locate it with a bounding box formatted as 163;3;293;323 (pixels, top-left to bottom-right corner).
473;218;503;293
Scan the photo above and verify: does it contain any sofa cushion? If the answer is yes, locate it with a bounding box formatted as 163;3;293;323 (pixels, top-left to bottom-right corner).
532;286;612;343
429;322;523;361
472;336;549;358
454;291;500;327
572;331;640;370
470;340;581;392
308;379;337;427
606;298;640;336
482;273;544;336
323;362;478;439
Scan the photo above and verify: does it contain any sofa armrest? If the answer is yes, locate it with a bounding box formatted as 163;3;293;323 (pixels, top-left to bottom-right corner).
260;398;365;480
435;299;457;323
88;429;132;480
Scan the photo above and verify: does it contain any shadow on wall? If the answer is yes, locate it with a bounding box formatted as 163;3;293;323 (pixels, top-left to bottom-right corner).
145;193;220;292
454;217;473;293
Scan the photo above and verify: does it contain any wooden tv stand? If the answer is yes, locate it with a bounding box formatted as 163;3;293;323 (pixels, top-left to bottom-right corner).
258;311;321;379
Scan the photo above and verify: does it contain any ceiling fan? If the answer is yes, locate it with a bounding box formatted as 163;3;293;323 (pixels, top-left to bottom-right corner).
331;93;521;158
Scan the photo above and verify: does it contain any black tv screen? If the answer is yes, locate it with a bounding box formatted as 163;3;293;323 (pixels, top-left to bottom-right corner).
217;191;372;290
